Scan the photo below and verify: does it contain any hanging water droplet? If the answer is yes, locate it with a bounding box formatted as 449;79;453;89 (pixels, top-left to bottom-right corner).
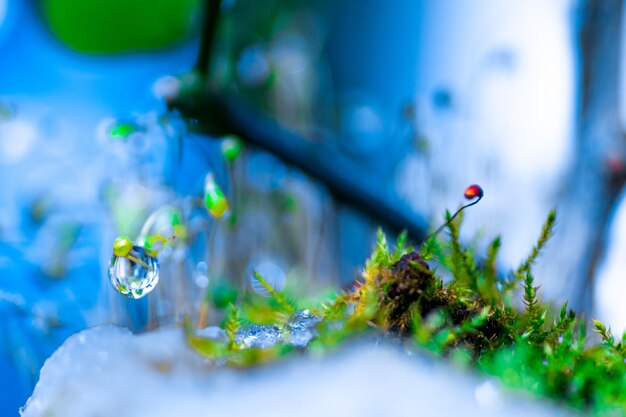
339;92;388;156
286;309;322;348
196;261;208;274
237;45;270;87
139;206;185;241
108;246;159;299
195;261;210;288
0;118;37;163
152;75;181;102
235;324;282;349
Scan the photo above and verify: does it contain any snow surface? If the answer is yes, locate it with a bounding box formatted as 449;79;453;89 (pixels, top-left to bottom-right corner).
21;326;577;417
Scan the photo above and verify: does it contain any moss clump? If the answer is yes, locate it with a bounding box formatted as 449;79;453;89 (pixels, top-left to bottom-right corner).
187;208;626;414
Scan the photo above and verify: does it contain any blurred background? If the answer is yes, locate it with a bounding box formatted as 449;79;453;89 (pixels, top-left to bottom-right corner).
1;0;625;415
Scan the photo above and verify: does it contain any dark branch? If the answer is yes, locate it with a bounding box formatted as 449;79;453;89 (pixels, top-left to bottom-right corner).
170;93;428;241
194;0;223;75
184;0;426;240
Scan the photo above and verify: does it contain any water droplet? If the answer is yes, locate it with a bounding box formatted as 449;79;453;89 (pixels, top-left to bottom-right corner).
288;309;321;329
237;45;270;87
235;324;282;349
152;75;181;101
250;261;286;296
108;246;159;299
287;309;322;347
196;261;208;274
195;274;209;288
0;118;37;163
195;261;210;287
339;93;388;156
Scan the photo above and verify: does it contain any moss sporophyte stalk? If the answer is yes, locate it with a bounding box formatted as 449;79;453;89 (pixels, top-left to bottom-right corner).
108;184;626;413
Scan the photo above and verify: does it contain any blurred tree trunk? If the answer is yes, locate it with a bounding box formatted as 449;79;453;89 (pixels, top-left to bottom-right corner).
540;0;626;312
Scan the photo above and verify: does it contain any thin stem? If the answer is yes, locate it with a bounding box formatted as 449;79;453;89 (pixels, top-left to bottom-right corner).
197;219;219;327
226;162;237;222
127;254;154;270
427;196;483;240
198;300;209;328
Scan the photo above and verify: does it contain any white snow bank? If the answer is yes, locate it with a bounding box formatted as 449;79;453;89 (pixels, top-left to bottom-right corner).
21;326;575;417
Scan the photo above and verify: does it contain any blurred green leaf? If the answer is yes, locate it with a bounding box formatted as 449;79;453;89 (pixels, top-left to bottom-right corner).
41;0;200;53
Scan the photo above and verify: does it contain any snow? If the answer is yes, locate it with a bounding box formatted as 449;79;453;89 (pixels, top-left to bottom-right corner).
21;326;575;417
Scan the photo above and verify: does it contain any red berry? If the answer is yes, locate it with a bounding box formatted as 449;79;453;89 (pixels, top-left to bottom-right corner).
607;158;625;174
464;184;484;200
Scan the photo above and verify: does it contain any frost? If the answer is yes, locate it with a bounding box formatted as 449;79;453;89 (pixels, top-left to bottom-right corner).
22;326;571;417
235;324;282;349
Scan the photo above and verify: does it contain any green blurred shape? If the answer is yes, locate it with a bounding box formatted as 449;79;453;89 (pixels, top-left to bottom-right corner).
221;135;244;163
212;282;239;309
41;0;200;53
109;122;137;140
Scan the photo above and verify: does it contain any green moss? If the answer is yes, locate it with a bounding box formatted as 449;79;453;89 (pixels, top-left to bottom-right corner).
186;209;626;414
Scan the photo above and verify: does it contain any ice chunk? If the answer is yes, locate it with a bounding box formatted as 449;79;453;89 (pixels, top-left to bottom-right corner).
235;324;282;349
286;309;322;348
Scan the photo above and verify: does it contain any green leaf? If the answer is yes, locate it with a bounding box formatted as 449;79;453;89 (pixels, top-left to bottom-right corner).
41;0;200;53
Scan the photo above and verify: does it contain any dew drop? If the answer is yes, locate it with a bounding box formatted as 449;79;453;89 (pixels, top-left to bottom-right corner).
108;246;159;299
139;206;184;241
237;45;270;87
195;261;210;287
152;75;181;101
196;261;208;274
195;275;209;288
